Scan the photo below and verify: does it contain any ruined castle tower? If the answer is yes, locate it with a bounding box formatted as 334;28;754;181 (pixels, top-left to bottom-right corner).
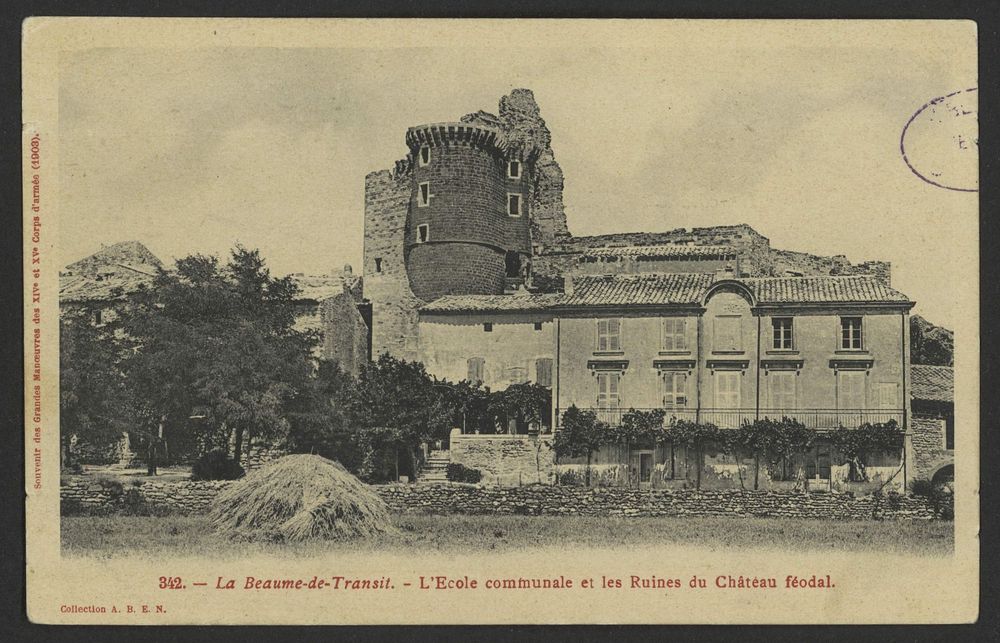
403;123;537;301
362;89;891;361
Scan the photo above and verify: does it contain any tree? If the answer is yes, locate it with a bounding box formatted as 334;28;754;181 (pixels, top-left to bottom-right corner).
727;418;813;490
554;406;606;486
120;246;316;471
59;307;134;470
284;359;361;468
345;354;456;481
611;408;667;487
764;417;814;482
910;315;953;366
830;420;902;482
664;420;722;490
487;382;552;434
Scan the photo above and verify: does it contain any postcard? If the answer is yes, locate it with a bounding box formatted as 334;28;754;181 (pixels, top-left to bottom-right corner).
23;18;978;624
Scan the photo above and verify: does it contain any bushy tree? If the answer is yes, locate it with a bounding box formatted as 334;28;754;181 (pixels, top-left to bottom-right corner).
284;359;362;470
727;417;813;489
120;246;316;470
554;406;606;485
486;382;552;434
830;420;902;482
59;306;133;469
345;354;457;481
664;420;722;489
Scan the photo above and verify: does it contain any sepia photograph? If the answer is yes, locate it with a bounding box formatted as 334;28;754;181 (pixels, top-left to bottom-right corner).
24;18;978;624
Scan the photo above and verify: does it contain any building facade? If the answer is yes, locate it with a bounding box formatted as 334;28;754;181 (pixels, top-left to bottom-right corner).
416;272;916;490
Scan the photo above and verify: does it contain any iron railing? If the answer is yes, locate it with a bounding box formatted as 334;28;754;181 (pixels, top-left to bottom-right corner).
587;407;904;430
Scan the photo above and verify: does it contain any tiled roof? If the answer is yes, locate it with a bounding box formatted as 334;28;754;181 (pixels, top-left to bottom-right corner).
744;276;911;305
419;274;912;313
581;244;737;260
421;292;563;313
562;273;715;307
910;365;954;404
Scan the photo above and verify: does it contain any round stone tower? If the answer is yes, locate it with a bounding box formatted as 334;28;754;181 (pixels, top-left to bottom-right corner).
403;122;537;301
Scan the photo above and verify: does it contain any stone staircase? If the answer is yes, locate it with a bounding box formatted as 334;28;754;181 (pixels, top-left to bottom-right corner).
418;450;451;483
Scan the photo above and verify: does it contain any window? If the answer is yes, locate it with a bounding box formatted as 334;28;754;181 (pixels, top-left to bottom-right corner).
715;371;741;408
533;321;543;331
841;317;863;350
507;193;522;217
419;145;431;166
508;160;521;178
418;182;430;207
374;257;383;273
662;372;688;409
772;317;793;350
467;357;485;384
837;371;866;410
506;366;528;385
769;371;796;409
416;224;429;243
483;322;493;332
877;382;899;409
713;315;742;352
597;372;621;409
596;318;622;352
94;309;103;325
535;358;553;387
662;318;687;351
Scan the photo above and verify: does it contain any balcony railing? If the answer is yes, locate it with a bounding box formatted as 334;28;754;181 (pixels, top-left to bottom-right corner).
587;408;904;430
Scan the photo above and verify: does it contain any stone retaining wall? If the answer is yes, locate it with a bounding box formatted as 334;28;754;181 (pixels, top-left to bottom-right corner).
376;484;936;520
61;478;938;521
61;477;231;515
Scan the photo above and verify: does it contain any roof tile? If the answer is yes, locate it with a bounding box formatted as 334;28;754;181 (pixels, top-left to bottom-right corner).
910;365;954;403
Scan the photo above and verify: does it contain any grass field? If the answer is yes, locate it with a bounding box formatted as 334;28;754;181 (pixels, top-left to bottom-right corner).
61;514;954;558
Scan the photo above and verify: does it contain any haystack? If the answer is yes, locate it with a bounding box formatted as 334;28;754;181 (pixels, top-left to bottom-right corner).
209;454;393;542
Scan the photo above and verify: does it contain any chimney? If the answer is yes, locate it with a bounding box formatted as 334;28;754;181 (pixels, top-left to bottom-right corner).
564;275;574;296
713;266;736;282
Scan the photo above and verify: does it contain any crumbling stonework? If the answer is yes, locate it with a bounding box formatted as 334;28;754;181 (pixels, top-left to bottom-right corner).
318;291;369;376
63;240;162;278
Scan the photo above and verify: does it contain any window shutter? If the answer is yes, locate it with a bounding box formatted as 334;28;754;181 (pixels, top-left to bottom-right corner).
838;371;866;409
715;371;741;408
877;382;898;409
535;358;553;387
770;371;796;409
467;357;484;384
609;319;621;351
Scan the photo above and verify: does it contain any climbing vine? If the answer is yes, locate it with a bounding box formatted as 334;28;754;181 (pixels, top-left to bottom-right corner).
829;420;902;482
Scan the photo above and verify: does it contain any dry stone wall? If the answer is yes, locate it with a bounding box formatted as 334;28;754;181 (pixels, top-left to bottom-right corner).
61;478;937;520
377;484;935;520
61;478;230;515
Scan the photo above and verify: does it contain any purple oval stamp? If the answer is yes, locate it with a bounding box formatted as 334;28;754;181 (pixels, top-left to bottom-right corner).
900;87;978;192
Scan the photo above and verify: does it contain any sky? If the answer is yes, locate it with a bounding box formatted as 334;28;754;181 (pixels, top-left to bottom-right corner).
57;22;977;328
